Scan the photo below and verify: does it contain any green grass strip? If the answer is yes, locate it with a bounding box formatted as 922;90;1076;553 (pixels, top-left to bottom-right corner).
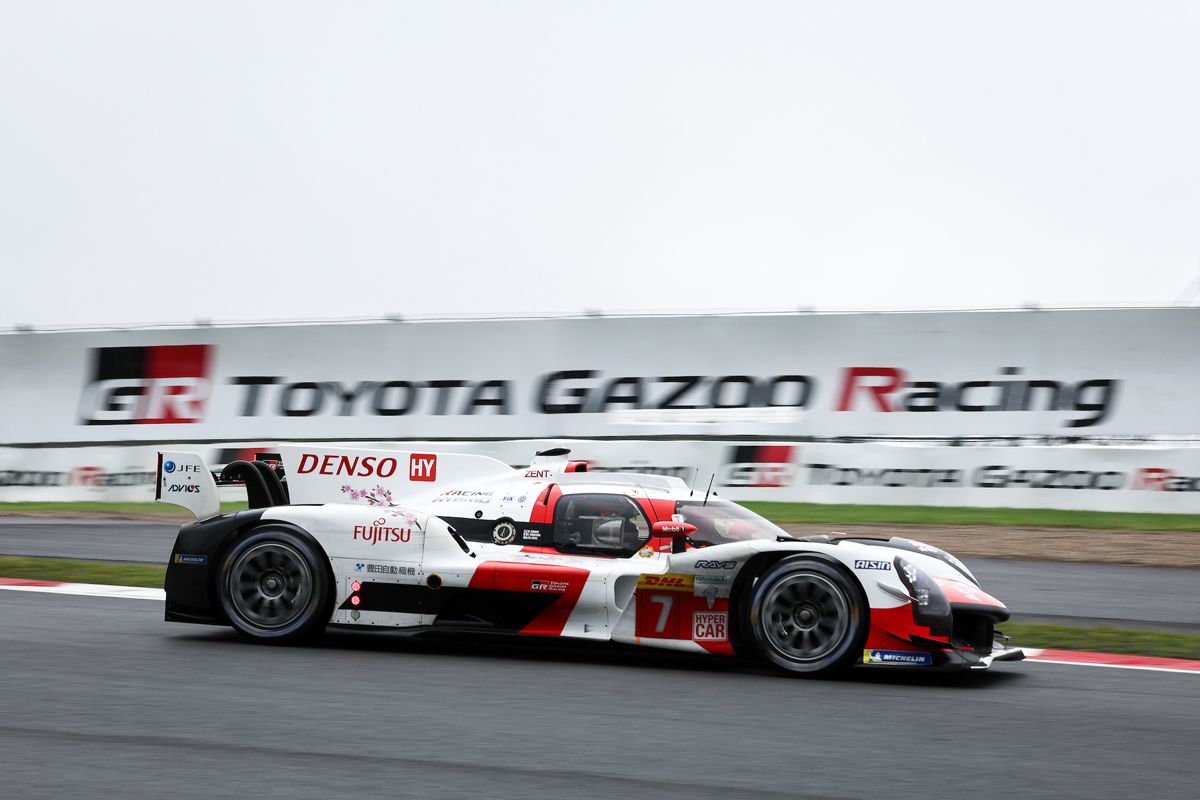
1002;621;1200;661
0;556;165;589
742;502;1200;532
0;501;247;515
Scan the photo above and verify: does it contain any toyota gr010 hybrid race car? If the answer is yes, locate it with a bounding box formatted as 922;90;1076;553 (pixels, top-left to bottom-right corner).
156;445;1024;676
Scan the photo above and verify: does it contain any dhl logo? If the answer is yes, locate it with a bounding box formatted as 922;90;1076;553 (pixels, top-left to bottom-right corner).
636;573;694;592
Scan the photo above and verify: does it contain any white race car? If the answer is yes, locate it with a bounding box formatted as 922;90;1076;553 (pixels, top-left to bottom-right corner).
158;445;1023;675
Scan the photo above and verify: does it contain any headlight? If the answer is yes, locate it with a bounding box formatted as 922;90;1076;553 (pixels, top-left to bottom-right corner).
895;556;951;634
888;537;978;586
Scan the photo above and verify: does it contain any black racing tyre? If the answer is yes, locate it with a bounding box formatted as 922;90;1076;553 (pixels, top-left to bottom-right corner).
747;556;868;676
218;526;331;642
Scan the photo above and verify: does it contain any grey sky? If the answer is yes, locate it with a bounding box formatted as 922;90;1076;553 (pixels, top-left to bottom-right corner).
2;2;1198;328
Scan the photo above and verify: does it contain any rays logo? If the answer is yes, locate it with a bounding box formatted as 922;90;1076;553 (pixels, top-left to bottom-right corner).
79;345;213;425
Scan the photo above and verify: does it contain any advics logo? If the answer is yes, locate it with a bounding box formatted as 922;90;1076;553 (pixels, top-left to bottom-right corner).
79;345;213;425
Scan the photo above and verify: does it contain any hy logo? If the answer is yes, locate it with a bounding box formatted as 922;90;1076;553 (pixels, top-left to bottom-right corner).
409;453;437;482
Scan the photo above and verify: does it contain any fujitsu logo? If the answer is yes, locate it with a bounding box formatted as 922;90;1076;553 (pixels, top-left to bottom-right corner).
78;345;213;425
353;524;413;545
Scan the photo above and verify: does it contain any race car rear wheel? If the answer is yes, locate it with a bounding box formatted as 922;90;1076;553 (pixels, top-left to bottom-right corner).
218;527;331;642
747;557;867;675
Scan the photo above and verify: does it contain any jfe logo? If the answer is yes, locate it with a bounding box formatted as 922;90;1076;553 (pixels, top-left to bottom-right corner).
409;453;437;482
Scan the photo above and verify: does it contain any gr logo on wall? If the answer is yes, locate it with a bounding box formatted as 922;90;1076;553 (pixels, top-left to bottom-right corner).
78;345;213;425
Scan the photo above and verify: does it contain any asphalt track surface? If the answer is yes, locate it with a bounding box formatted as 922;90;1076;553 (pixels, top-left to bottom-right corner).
2;517;1198;629
1;590;1197;800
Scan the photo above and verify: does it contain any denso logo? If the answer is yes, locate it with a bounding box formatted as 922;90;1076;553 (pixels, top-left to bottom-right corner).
79;345;213;425
298;454;400;478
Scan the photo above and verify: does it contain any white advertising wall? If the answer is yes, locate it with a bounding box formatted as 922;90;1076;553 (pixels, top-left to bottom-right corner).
2;308;1199;445
5;440;1200;514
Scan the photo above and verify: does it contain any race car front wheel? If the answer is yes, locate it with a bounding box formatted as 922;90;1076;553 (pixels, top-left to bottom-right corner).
218;526;331;642
747;557;868;676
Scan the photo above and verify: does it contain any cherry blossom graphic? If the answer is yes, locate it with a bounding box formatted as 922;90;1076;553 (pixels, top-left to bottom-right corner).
339;484;422;528
340;483;394;506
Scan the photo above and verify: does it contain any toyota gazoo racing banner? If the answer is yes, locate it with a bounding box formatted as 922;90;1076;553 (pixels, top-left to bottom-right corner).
713;442;1200;513
2;309;1200;444
5;439;1200;513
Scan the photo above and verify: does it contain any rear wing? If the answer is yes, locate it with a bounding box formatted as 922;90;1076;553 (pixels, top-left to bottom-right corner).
156;452;221;521
156;451;290;520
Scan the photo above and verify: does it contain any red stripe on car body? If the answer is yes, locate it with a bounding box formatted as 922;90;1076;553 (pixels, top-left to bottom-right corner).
468;562;590;637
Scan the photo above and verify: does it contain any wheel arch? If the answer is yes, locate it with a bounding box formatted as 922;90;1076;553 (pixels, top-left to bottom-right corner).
728;550;870;657
213;520;338;628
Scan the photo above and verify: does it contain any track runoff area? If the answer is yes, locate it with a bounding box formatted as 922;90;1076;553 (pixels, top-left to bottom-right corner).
3;576;1197;676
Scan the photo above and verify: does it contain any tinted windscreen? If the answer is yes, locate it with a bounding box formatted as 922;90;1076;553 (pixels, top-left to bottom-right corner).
554;493;651;553
674;500;789;546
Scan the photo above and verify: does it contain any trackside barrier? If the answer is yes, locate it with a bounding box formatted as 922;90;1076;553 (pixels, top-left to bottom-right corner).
4;440;1200;513
4;309;1200;444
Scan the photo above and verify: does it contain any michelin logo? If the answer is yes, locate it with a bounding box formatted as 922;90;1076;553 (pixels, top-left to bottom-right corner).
864;649;932;666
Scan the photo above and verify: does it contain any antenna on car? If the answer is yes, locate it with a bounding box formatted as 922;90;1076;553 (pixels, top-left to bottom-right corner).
689;467;699;496
702;474;715;506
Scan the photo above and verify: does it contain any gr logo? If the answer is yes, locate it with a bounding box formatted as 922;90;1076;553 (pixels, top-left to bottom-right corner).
79;345;213;425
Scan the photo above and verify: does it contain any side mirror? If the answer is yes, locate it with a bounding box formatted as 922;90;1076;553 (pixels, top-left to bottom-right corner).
652;520;697;554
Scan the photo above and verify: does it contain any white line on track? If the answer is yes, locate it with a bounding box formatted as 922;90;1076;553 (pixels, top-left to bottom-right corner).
0;582;164;601
1026;658;1200;675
